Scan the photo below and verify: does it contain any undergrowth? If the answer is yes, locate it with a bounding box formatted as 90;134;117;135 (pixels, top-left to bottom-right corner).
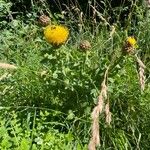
0;0;150;149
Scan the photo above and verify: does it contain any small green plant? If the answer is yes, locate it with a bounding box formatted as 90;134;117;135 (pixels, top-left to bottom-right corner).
0;108;88;150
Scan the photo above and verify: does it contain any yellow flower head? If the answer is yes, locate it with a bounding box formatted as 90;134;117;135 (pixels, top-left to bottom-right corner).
122;36;138;54
44;25;69;46
126;36;138;48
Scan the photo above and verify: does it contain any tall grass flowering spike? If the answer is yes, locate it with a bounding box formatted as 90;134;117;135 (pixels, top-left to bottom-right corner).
44;25;69;46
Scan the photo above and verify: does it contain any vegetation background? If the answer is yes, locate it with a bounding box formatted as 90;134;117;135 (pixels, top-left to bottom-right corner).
0;0;150;149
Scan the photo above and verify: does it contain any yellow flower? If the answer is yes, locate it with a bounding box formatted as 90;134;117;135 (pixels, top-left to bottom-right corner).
44;25;69;46
122;36;138;54
126;36;138;48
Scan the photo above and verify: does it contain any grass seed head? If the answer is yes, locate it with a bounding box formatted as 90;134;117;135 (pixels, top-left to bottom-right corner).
0;63;17;69
136;56;146;91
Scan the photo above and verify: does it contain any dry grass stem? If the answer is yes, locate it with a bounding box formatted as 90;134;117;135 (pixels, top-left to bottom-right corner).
89;5;110;26
0;63;17;69
136;56;146;91
109;25;116;37
88;68;109;150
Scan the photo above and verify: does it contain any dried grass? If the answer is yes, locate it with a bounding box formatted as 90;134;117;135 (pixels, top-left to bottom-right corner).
88;67;110;150
0;63;17;69
109;25;116;37
135;55;146;91
105;102;112;125
89;5;110;27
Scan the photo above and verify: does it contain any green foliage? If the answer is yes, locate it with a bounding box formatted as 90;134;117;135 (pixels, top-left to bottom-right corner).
0;108;87;150
0;0;150;149
0;0;12;16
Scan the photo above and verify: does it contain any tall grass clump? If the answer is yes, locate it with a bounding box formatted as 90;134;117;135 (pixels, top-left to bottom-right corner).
0;0;150;149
